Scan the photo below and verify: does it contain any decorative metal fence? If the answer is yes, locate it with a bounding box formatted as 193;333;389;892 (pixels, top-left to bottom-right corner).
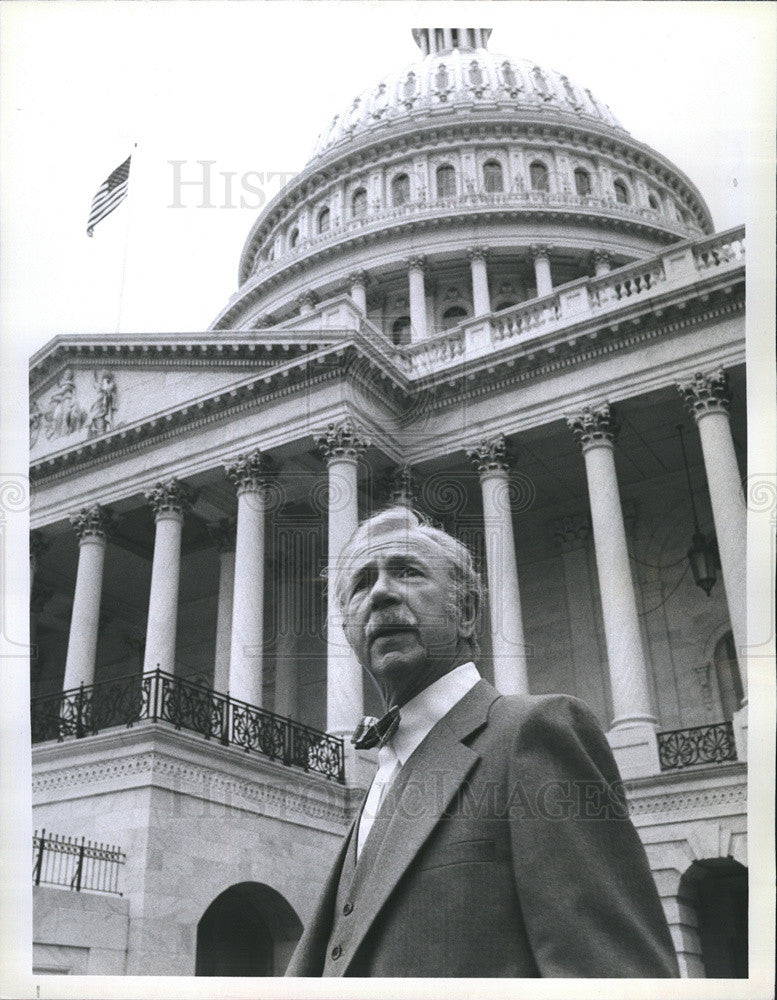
32;830;125;895
31;669;345;783
657;721;738;771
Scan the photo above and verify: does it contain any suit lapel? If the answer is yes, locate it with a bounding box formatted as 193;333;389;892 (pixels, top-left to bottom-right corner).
340;679;499;973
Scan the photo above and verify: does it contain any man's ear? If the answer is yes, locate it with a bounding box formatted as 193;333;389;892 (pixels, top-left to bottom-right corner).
458;591;478;638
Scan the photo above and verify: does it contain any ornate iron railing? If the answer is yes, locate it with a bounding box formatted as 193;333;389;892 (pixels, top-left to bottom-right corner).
657;721;738;771
31;669;345;783
33;829;125;895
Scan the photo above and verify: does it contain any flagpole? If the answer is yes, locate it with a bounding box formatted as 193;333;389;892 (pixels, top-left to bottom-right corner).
116;141;138;334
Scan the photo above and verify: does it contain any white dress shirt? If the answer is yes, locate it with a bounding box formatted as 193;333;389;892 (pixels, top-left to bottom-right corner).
356;661;481;857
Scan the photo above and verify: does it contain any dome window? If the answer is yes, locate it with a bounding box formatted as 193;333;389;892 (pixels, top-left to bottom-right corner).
648;194;660;211
502;61;520;95
435;63;450;92
613;180;629;204
391;316;411;345
530;161;549;192
289;227;299;249
560;75;577;104
402;71;417;104
574;169;591;197
483;160;503;193
352;188;368;219
317;207;331;233
468;61;484;90
532;66;549;96
441;305;469;330
392;173;411;207
436;164;456;198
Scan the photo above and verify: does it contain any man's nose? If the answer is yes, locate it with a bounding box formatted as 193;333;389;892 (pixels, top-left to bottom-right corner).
366;567;401;607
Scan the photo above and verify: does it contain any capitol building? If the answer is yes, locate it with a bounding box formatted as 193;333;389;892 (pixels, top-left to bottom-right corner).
29;27;747;978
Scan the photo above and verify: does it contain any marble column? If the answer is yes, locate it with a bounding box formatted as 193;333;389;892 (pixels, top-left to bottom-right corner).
443;27;453;50
143;480;192;675
273;570;299;721
592;249;612;277
349;271;368;314
468;247;491;316
315;420;369;736
206;519;236;696
225;451;269;707
407;256;428;342
678;370;747;700
63;505;113;691
567;405;659;777
531;244;553;296
467;436;529;695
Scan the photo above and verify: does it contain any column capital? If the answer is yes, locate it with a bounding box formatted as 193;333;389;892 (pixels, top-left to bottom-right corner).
467;434;512;476
406;254;427;273
677;368;731;421
225;449;271;495
591;249;612;268
252;314;273;329
69;504;113;542
567;403;620;452
348;269;370;288
550;512;591;553
206;517;237;553
315;420;370;464
530;243;550;262
297;289;318;310
144;479;194;519
467;246;489;263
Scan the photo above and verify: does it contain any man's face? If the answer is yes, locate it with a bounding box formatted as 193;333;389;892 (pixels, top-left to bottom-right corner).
341;527;472;707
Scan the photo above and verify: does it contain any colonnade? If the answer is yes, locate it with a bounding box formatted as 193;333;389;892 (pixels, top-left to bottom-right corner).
344;244;609;339
48;370;745;753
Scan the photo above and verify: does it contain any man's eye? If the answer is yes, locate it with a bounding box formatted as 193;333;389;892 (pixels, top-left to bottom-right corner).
398;566;421;578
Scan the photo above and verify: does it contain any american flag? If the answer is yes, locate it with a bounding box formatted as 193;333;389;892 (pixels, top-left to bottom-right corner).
86;155;131;237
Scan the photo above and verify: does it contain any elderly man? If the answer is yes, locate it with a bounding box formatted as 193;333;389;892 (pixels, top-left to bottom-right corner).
287;507;679;978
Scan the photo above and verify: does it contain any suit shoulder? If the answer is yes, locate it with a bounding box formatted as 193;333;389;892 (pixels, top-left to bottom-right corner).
487;691;604;735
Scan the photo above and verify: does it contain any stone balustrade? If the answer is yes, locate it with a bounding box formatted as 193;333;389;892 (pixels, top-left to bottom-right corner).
252;189;699;279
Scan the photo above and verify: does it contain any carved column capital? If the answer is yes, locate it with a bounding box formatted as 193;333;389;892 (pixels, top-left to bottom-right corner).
467;246;489;263
297;289;319;311
550;512;591;553
467;434;512;476
144;479;194;519
385;464;419;508
225;450;271;495
406;254;427;273
315;420;370;464
677;369;732;421
529;243;550;262
206;517;237;553
566;403;620;452
348;270;370;288
69;504;114;542
591;249;612;269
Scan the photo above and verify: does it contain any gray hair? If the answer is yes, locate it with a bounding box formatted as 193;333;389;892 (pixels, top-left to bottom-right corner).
332;506;483;658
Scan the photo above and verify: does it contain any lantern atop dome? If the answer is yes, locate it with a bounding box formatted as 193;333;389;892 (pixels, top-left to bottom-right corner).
412;28;493;56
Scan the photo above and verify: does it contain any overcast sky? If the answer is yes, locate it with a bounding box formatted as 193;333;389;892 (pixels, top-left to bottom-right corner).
1;0;773;364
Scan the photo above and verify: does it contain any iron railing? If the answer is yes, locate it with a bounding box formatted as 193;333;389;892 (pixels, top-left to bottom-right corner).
32;829;125;895
31;669;345;783
657;721;738;771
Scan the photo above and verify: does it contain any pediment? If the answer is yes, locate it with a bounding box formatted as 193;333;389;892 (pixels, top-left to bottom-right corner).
28;334;338;463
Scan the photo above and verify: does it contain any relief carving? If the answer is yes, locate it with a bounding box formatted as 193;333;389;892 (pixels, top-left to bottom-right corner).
43;367;87;440
31;368;118;447
86;370;118;437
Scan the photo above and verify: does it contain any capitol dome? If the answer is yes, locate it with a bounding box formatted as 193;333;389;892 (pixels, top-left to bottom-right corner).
213;28;714;337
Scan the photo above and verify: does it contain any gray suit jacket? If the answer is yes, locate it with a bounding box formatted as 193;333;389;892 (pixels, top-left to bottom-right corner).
286;681;679;977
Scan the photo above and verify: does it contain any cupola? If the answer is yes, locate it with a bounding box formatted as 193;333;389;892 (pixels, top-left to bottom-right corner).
412;28;493;56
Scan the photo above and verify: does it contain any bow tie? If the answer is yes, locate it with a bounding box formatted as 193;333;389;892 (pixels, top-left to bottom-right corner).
351;706;401;750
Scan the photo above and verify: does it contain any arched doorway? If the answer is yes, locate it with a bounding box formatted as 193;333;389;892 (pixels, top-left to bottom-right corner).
679;859;748;977
196;882;302;976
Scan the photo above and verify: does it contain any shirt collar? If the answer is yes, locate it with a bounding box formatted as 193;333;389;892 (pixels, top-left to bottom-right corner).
387;661;480;766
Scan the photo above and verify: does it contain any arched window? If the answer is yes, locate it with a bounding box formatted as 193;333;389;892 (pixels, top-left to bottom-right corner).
532;66;548;96
391;173;410;206
436;164;456;198
529;161;549;192
289;227;299;249
441;305;468;330
317;207;330;233
648;194;659;211
483;160;503;193
574;168;591;197
351;188;367;219
613;180;629;204
391;316;411;345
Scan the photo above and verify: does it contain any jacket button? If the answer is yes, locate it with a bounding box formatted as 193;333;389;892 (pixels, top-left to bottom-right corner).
331;945;342;960
342;902;353;915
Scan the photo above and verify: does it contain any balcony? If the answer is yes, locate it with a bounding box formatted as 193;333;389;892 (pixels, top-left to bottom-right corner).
657;722;738;772
251;189;700;281
33;830;125;896
31;669;345;783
